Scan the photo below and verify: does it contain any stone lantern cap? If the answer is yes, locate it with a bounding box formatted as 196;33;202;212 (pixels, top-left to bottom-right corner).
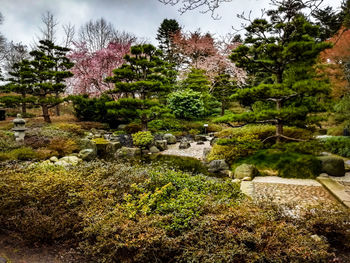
12;114;27;131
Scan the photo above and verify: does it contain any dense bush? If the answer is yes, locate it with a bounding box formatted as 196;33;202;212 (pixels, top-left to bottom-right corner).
0;161;349;262
235;150;322;179
48;137;78;157
52;123;84;136
124;123;142;134
69;94;114;125
168;89;205;119
0;147;38;161
0;131;18;152
148;118;182;132
217;125;313;142
322;136;350;157
132;131;154;149
272;140;324;155
208;134;263;163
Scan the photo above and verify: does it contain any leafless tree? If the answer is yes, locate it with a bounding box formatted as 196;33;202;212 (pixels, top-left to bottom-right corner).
78;18;136;52
158;0;232;18
3;42;29;75
0;12;7;62
39;11;59;42
62;22;76;48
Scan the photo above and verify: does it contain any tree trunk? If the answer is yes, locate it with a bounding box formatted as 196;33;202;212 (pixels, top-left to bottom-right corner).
55;92;60;116
21;93;26;115
221;102;225;116
276;100;283;143
42;104;51;123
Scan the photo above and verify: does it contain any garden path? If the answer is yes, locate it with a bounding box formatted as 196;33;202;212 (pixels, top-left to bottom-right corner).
160;141;211;160
249;176;337;206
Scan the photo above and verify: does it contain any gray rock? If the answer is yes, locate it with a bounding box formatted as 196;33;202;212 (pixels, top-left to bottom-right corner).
317;156;345;177
319;173;329;178
106;141;122;159
231;179;241;184
80;138;97;151
142;149;150;155
202;147;211;161
117;147;141;158
242;177;252;181
179;140;191;149
118;124;127;130
79;149;97;161
208;159;229;173
49;156;59;163
59;156;82;166
194;135;207;142
164;133;177;144
197;141;205;145
220;169;233;177
149;146;160;153
234;164;259;180
155;140;168;151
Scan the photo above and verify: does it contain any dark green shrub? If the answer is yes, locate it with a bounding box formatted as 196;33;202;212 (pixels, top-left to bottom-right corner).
235;150;322;179
322;136;350;157
132;131;154;149
69;94;114;124
124;123;142;134
168;89;205;119
148;118;182;132
273;140;324;155
0;147;38;161
276;154;322;179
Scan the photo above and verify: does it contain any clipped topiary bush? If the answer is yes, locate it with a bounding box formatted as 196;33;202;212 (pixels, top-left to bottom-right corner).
132;131;154;149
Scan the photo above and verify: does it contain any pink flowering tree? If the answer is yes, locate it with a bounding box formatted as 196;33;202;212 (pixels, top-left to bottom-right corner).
67;41;131;96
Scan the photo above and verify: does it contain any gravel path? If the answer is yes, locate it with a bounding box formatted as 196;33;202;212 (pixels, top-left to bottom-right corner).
330;173;350;196
160;141;211;160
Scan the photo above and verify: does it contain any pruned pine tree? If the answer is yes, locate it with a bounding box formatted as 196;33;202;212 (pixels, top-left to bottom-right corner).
217;0;332;143
106;44;176;130
29;40;73;123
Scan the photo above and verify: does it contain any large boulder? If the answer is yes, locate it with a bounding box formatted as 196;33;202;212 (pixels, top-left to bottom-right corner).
317;156;345;177
208;159;229;173
155;140;168;151
80;138;97;152
164;133;177;144
234;164;259;179
79;149;97;161
117;147;141;158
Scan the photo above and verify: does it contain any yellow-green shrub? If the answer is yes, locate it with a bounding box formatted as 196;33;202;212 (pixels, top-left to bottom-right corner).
48;137;78;157
53;123;84;135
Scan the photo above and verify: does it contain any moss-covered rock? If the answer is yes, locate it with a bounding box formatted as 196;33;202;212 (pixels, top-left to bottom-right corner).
317;156;345;177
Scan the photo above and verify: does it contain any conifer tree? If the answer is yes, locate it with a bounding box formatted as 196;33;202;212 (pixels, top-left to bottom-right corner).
156;19;181;65
212;73;237;116
107;44;176;130
217;0;332;142
28;40;73;123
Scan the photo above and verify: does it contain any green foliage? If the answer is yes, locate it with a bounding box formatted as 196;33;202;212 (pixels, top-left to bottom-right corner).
0;147;37;161
208;134;263;163
224;3;332;139
48;137;78;157
273;140;324;155
334;94;350;125
168;88;204;119
107;44;177;129
91;138;109;145
148;118;182;132
322;136;350;157
124;123;142;134
0;132;18;152
132;131;154;148
69;94;114;124
212;73;238;115
235;150;322;179
52;123;84;136
0;161;348;262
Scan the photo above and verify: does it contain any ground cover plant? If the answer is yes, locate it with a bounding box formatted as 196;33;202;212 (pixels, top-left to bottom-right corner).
0;161;349;262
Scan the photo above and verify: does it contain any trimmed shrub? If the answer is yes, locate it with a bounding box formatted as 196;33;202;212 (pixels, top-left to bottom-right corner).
168;89;205;119
124;123;142;134
48;137;78;157
148;119;182;132
322;136;350;157
132;131;154;149
53;123;84;136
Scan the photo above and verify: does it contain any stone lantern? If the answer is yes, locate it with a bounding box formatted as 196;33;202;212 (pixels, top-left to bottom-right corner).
12;114;27;142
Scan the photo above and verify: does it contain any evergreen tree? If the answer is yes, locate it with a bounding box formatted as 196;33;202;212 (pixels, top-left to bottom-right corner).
181;68;219;116
217;0;332;142
107;44;176;130
28;40;73;123
156;19;181;65
0;60;34;114
212;73;238;116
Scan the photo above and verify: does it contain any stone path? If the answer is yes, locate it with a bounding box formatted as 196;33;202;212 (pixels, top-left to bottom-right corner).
249;176;337;206
330;173;350;196
161;141;211;160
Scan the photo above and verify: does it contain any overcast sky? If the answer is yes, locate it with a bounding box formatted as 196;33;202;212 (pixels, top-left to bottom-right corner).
0;0;343;47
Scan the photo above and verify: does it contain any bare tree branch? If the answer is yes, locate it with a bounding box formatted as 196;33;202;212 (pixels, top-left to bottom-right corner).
39;11;58;42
